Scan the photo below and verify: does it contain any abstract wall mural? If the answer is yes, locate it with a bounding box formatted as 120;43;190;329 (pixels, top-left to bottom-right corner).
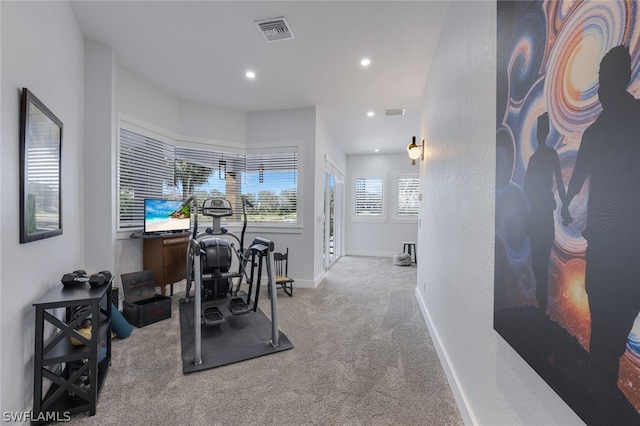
495;1;640;424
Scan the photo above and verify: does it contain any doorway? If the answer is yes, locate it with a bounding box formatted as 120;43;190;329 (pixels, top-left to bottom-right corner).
324;163;344;270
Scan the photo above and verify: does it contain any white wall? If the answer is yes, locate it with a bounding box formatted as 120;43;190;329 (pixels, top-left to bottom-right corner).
84;41;117;274
315;107;347;175
117;68;180;134
345;153;419;257
246;107;318;286
178;101;245;144
117;68;247;143
1;0;85;415
417;2;584;425
314;107;347;278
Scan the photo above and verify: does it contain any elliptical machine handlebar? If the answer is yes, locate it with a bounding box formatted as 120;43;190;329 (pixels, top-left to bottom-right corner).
180;194;199;240
240;195;252;254
242;195;254;208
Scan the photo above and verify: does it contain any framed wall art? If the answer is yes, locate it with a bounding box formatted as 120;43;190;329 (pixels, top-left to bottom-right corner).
19;88;63;243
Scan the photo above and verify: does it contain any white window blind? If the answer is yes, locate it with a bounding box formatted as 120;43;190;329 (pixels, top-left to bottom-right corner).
397;175;420;217
118;123;299;228
175;146;245;222
245;151;298;223
118;128;175;228
354;176;384;216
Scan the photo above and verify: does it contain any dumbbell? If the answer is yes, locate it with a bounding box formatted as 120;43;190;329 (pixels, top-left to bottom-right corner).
62;270;113;287
99;270;113;283
88;271;113;287
61;270;90;287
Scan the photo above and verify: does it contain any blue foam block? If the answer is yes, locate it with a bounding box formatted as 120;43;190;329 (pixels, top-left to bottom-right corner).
111;303;133;339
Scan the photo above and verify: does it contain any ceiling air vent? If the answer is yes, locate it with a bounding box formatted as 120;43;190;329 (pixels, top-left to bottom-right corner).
385;108;406;116
255;17;294;42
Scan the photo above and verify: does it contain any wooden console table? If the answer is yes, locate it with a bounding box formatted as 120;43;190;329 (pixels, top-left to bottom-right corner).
142;233;190;296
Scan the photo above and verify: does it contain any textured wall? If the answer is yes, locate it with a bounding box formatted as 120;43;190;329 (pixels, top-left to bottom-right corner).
1;1;85;414
417;2;584;425
83;41;116;274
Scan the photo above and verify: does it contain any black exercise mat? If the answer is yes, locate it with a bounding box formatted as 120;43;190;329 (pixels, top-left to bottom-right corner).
179;293;293;373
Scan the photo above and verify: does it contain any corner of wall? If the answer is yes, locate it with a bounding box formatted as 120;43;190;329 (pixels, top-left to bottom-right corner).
83;41;117;273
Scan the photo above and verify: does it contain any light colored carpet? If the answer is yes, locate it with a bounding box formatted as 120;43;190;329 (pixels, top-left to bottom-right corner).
67;256;463;425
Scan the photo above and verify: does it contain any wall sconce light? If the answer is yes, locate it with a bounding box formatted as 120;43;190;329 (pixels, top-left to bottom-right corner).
407;136;424;165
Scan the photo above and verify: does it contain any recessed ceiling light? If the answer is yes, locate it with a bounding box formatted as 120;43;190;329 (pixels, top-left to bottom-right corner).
367;111;374;117
374;149;380;153
246;71;256;79
361;58;371;67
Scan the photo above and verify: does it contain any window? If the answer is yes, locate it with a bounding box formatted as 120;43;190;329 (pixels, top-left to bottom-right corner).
245;152;298;223
353;175;385;218
118;128;175;229
174;146;245;222
396;174;420;219
118;119;299;229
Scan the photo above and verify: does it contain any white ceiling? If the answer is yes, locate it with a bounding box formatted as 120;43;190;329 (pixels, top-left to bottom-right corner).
70;1;448;155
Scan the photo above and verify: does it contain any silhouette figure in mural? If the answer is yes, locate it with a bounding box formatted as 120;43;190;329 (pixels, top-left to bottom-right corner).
524;112;566;314
562;45;640;400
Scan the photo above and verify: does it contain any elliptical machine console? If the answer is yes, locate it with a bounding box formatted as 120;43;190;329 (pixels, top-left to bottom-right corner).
202;199;233;217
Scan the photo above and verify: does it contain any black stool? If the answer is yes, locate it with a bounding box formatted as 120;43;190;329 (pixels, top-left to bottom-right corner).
402;242;417;264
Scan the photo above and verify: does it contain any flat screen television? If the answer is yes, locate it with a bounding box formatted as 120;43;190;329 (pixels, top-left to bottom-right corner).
143;199;191;234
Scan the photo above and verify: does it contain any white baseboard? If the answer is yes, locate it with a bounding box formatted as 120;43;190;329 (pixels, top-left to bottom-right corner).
415;288;475;425
345;250;397;257
313;270;326;288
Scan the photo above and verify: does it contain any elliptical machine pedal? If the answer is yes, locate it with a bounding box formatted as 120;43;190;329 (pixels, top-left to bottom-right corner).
228;298;251;315
202;306;225;326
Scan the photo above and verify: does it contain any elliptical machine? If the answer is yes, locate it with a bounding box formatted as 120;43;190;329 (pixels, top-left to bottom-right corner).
183;196;253;320
181;195;281;366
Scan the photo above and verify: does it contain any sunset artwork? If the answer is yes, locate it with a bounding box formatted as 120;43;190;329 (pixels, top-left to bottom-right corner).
495;1;640;424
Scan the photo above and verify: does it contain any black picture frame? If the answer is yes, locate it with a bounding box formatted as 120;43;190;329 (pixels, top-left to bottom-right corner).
19;88;63;243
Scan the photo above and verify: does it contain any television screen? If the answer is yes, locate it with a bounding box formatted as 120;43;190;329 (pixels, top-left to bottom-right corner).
143;199;191;234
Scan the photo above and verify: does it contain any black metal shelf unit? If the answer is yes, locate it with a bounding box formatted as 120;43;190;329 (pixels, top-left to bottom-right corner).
32;282;112;421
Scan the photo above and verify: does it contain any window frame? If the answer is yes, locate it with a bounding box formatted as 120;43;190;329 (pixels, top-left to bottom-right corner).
351;172;386;222
245;147;300;226
394;173;420;222
117;114;301;233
